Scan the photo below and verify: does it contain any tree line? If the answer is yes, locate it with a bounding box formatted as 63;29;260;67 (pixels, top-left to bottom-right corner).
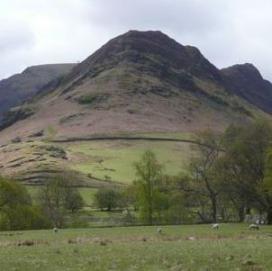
0;174;84;230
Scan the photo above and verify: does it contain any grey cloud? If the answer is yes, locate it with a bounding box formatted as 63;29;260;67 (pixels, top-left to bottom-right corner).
88;0;229;36
0;24;35;53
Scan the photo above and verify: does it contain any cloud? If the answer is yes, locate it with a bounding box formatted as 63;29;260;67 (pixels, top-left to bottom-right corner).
0;0;272;81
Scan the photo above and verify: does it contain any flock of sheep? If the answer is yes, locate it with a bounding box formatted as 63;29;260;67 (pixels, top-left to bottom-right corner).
155;223;261;235
53;223;261;235
211;223;260;230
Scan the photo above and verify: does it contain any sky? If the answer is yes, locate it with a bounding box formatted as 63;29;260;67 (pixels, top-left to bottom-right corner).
1;0;272;80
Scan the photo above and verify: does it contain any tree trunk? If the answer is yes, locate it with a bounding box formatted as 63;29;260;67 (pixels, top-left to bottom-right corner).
148;197;153;225
267;208;272;224
211;196;217;223
238;206;245;222
196;211;208;223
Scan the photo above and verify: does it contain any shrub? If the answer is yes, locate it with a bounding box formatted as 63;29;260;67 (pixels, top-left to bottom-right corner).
0;177;50;230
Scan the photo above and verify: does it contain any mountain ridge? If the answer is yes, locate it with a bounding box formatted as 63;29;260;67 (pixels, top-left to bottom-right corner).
0;63;76;122
0;30;271;144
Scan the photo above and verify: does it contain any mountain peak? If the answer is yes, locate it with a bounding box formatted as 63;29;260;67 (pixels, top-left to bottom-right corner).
63;30;221;88
222;63;263;81
123;29;170;38
222;63;272;113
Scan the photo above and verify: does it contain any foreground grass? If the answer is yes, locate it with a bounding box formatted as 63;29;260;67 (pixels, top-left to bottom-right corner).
0;224;272;270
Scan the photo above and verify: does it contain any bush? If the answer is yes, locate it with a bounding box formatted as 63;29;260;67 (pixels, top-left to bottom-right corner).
0;206;50;230
0;177;50;230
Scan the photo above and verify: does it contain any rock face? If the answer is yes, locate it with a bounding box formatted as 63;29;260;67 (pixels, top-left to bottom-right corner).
221;63;272;113
0;30;271;142
0;63;76;120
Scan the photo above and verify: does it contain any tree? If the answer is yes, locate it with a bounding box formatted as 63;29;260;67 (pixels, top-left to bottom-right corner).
0;177;31;208
64;188;84;213
94;187;122;211
0;177;49;230
38;175;84;227
186;130;223;222
220;120;272;223
261;148;272;224
134;150;163;225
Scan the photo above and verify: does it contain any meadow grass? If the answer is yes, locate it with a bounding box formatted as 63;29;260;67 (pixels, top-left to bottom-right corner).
0;224;271;271
0;133;194;185
68;140;192;183
78;187;98;206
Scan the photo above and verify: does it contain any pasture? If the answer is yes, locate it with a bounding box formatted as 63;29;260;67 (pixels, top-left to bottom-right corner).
0;224;272;270
68;139;192;183
0;132;195;185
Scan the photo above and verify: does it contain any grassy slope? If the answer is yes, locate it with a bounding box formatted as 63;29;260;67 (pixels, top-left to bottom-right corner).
23;133;193;207
67;139;191;183
0;224;272;270
0;132;193;185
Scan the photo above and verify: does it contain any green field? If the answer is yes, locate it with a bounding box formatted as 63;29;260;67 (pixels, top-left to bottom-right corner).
68;140;192;183
0;224;271;270
0;132;195;186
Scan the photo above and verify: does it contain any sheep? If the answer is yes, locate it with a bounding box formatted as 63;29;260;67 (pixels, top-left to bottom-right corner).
53;227;58;233
157;227;162;234
211;223;219;230
248;224;259;230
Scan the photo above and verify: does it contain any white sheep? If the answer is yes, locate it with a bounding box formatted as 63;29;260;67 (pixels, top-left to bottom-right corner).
248;224;259;230
211;223;219;230
157;227;162;234
53;227;58;233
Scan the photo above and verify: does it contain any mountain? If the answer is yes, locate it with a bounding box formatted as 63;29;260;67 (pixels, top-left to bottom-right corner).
1;30;271;144
0;30;271;184
0;63;76;121
221;63;272;113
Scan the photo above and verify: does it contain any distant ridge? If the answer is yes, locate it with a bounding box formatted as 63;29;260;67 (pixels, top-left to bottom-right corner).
0;63;76;121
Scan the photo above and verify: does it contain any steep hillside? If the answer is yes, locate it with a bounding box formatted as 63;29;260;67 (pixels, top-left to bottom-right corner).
0;30;269;144
0;63;76;122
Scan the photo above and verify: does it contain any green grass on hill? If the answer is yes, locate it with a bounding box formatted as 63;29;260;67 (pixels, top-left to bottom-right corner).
68;140;192;183
0;132;194;186
78;187;98;206
0;224;271;271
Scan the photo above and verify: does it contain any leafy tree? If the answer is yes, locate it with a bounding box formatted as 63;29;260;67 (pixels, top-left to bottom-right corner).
134;150;163;225
94;187;122;211
0;177;49;230
220;120;272;223
64;188;84;213
262;148;272;224
38;175;84;227
0;177;31;208
121;184;137;211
